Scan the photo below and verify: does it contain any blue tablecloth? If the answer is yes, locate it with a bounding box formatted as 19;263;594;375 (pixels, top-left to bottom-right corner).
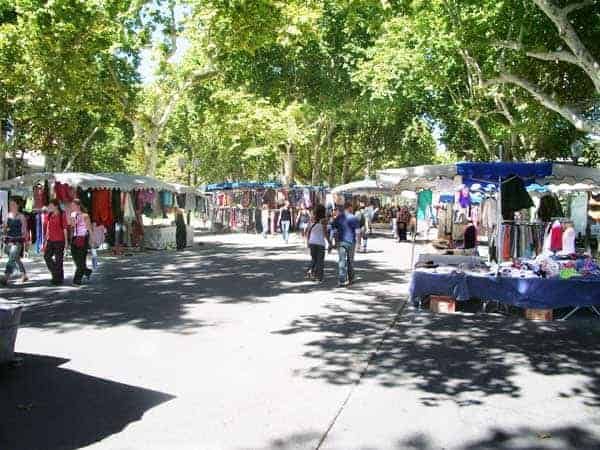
410;270;600;309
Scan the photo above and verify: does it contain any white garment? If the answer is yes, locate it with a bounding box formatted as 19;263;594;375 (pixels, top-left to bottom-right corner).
561;226;576;254
122;192;136;221
0;190;8;225
308;222;326;246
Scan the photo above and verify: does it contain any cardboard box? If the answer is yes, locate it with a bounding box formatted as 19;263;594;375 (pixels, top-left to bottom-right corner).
525;308;553;321
430;295;456;314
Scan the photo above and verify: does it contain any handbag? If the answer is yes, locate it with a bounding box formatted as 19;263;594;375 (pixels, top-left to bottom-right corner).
72;235;87;249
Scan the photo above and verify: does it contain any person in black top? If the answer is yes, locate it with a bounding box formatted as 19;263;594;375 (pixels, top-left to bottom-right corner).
278;201;292;243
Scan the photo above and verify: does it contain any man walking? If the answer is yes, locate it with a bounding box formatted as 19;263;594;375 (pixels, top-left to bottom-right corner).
332;203;360;287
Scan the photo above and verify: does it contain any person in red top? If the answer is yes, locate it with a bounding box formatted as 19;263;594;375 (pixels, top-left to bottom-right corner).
44;199;68;285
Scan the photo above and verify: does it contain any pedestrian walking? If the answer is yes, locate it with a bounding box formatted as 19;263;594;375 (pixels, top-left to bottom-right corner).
261;204;270;238
43;199;68;285
296;205;311;239
175;208;187;250
306;204;332;282
1;199;29;286
332;203;360;287
278;201;292;243
70;199;94;285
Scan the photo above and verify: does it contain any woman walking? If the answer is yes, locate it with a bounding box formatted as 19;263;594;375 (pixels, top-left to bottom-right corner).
306;205;332;282
1;199;29;285
43;199;68;285
70;199;94;285
296;206;311;239
278;201;292;243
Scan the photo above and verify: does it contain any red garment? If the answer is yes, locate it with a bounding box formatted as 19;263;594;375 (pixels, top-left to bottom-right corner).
54;182;75;203
92;189;114;227
33;186;46;209
550;222;563;252
44;212;67;243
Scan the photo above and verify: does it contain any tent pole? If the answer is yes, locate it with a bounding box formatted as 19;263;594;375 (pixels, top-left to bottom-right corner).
496;148;503;274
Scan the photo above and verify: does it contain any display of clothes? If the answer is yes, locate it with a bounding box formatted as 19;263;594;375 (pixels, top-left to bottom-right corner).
489;222;546;262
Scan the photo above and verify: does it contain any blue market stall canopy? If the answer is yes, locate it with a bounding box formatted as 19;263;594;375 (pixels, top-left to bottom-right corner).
377;162;600;191
203;181;329;192
456;162;552;184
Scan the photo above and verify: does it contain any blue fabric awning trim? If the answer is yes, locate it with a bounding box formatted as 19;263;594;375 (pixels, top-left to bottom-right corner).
456;162;553;184
205;181;329;192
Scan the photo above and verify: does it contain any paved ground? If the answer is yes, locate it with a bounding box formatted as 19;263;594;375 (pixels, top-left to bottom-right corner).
1;232;599;450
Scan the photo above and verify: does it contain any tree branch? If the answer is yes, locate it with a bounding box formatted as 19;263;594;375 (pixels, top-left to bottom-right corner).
484;72;600;134
496;41;580;65
562;0;595;15
532;0;600;93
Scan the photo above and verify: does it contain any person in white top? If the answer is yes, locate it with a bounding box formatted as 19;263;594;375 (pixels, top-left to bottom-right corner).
306;204;333;282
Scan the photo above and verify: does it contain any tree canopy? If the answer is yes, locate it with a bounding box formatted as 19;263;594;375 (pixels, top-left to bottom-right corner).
1;0;598;184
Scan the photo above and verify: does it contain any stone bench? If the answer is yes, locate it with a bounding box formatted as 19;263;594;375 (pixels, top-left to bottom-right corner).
0;301;23;364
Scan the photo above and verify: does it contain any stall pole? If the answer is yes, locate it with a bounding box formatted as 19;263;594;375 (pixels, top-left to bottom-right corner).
496;148;503;273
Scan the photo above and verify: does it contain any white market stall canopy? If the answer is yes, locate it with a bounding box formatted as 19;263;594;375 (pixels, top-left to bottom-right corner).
0;172;197;194
0;172;121;192
377;162;600;191
331;178;394;195
377;164;457;191
96;173;180;192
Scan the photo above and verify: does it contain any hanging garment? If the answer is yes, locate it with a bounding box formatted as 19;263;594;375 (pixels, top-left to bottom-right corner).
501;176;533;220
122;192;136;221
562;226;576;254
91;189;114;227
0;190;8;225
463;224;477;249
550;221;563;252
458;187;470;209
160;191;174;208
537;194;563;223
417;190;433;221
112;189;122;222
54;182;75;203
33;185;47;209
77;188;93;213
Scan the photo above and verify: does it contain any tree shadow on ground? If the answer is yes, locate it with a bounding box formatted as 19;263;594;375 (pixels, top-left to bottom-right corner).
274;301;600;407
397;426;600;450
0;241;407;334
0;353;174;450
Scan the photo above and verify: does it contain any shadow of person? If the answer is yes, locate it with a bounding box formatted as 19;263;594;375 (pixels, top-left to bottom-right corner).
0;353;174;450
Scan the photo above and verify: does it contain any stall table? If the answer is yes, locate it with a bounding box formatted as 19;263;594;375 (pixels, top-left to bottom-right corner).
143;225;176;250
410;269;600;319
0;301;22;364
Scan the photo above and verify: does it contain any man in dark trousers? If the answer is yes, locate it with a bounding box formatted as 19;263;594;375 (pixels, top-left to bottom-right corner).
332;203;360;287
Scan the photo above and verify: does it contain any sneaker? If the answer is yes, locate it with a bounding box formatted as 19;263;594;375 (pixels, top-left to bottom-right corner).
21;275;29;283
337;281;348;288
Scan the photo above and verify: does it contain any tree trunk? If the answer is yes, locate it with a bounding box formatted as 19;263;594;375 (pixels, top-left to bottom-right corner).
281;142;295;187
0;120;5;181
311;118;325;186
327;146;336;187
342;137;352;184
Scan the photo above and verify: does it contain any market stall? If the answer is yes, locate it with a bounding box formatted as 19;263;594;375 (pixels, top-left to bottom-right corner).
0;172;199;252
204;182;328;234
379;162;600;320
